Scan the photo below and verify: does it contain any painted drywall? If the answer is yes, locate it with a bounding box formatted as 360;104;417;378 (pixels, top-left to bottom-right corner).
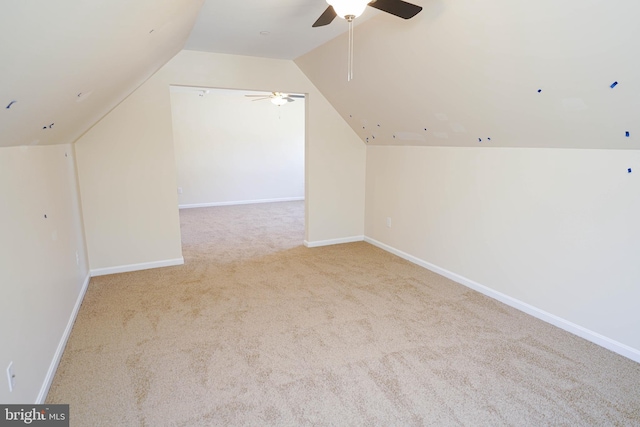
0;0;203;148
0;144;88;403
75;76;184;272
365;145;640;356
184;0;380;59
294;0;640;359
75;49;365;272
296;0;640;149
170;88;305;207
164;52;365;244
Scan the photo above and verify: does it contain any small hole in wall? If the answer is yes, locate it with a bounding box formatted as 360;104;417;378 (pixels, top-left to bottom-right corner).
625;131;630;137
76;91;93;103
629;168;633;173
44;214;47;219
610;81;618;89
537;89;542;93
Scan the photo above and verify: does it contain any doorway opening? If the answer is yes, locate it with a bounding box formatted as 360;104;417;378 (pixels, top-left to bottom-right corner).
168;86;306;253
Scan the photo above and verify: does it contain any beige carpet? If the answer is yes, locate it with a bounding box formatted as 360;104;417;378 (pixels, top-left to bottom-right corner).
47;201;640;426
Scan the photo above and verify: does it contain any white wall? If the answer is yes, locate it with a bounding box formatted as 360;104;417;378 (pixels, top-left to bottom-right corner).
170;88;305;207
75;76;184;274
0;144;89;403
294;0;640;362
163;51;365;245
365;146;640;359
76;49;365;269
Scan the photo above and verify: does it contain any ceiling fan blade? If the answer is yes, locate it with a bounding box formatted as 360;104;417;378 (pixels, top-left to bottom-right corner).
288;95;305;99
312;6;337;27
368;0;422;19
245;94;271;98
284;97;296;102
251;97;270;101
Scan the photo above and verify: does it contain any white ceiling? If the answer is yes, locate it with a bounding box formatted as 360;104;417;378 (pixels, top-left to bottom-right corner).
5;0;634;150
296;0;640;149
0;0;203;148
184;0;380;59
2;0;382;149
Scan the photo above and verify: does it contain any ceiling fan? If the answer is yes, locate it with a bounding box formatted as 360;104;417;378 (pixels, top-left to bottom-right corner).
312;0;423;80
245;92;305;106
313;0;423;27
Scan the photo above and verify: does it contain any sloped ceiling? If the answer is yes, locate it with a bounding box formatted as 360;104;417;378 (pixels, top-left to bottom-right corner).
4;0;638;150
296;0;640;149
184;0;380;60
0;0;203;148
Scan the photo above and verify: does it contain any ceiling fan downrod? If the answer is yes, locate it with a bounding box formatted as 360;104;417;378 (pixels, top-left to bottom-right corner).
346;15;355;81
312;0;423;81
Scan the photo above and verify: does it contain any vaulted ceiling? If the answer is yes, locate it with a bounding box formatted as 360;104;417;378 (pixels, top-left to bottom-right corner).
295;0;640;149
0;0;374;148
184;0;380;59
2;0;639;150
0;0;203;148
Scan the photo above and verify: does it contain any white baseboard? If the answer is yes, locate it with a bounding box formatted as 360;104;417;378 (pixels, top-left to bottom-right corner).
37;272;91;404
304;236;364;248
90;257;184;277
364;236;640;364
179;197;304;209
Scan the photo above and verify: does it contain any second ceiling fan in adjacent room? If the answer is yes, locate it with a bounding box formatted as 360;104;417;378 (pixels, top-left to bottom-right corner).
245;92;305;106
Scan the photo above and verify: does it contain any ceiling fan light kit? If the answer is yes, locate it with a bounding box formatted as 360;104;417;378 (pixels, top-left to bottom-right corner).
313;0;423;81
326;0;370;19
271;96;289;106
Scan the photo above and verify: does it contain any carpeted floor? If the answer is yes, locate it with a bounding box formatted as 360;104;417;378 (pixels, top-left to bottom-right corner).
47;201;640;426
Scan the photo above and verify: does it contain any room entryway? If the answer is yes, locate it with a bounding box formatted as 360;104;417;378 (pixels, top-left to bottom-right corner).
169;85;306;252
